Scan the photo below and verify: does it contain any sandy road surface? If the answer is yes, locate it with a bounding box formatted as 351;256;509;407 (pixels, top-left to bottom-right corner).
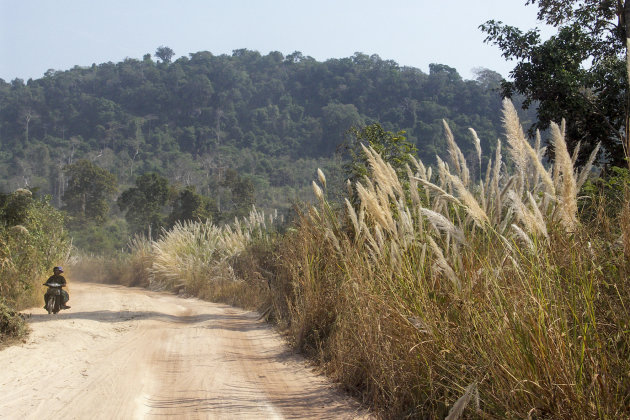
0;282;370;419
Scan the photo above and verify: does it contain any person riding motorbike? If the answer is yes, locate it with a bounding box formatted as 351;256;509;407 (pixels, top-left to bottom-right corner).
43;266;70;309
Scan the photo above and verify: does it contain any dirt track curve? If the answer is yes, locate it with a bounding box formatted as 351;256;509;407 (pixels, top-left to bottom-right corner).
0;282;371;419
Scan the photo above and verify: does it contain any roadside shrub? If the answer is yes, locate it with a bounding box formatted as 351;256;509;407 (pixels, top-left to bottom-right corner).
0;301;27;345
0;191;71;310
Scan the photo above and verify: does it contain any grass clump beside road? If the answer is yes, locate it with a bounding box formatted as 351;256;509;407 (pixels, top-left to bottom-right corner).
104;100;629;418
79;207;279;309
271;100;629;418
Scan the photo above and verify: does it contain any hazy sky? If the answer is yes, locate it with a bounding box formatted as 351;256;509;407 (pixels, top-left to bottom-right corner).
0;0;553;82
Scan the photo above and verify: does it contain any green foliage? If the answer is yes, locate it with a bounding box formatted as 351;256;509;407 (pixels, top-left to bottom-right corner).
155;46;175;64
118;173;170;236
581;166;630;219
0;49;510;217
219;169;255;220
0;190;70;309
167;186;217;227
480;1;628;165
63;159;117;223
343;123;417;190
0;188;33;226
69;219;129;255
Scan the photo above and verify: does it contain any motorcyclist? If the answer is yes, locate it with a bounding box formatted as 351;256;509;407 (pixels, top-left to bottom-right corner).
43;266;70;309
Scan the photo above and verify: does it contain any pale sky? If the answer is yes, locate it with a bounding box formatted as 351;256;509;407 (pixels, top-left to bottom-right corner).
0;0;554;82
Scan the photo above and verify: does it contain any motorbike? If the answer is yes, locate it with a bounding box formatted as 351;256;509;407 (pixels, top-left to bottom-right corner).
43;282;65;314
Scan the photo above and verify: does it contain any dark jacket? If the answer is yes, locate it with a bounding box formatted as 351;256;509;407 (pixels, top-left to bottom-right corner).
45;274;66;287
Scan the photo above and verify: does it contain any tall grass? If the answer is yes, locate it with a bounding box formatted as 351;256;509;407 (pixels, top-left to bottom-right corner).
99;207;279;306
275;99;629;418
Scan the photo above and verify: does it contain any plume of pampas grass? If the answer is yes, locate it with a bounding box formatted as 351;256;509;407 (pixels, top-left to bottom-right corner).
505;189;547;239
9;225;29;235
312;181;324;202
412;177;463;208
509;123;555;196
502;99;528;190
406;164;422;210
396;203;416;246
345;198;361;236
511;223;535;251
437;156;453;190
325;228;341;252
445;383;478;420
317;168;327;189
479;181;487;213
576;142;601;190
374;224;385;251
550;121;578;230
361;221;381;258
500;176;516;203
361;144;403;199
427;236;461;291
419;242;427;273
420;208;466;244
499;206;514;236
443;120;462;177
443;120;470;186
507;190;537;237
410;154;427;180
484;157;493;194
527;192;548;238
491;139;503;216
571;140;582;165
357;182;395;233
469;127;483;175
447;172;489;227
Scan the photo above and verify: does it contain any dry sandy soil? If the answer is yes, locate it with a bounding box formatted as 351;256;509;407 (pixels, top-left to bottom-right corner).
0;281;371;419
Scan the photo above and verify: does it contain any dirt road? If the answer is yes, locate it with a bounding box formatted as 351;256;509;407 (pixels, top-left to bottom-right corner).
0;282;370;419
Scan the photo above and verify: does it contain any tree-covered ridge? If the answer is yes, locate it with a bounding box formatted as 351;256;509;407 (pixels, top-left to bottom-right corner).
0;49;513;209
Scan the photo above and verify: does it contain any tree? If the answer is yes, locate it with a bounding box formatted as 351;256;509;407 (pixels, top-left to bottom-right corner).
155;46;175;64
62;159;117;222
342;123;417;201
480;1;630;167
219;169;255;220
0;188;33;226
321;103;363;155
118;173;169;236
167;186;217;226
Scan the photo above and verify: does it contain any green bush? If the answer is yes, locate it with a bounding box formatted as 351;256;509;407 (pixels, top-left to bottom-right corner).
0;190;71;309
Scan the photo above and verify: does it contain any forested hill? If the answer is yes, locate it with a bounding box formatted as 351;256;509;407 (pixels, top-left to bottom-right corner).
0;49;514;209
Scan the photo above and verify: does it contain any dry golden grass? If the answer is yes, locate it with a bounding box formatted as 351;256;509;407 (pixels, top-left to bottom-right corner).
269;100;629;418
108;208;278;305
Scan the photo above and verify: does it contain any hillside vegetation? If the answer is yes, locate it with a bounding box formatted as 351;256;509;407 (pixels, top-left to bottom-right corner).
0;50;516;213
